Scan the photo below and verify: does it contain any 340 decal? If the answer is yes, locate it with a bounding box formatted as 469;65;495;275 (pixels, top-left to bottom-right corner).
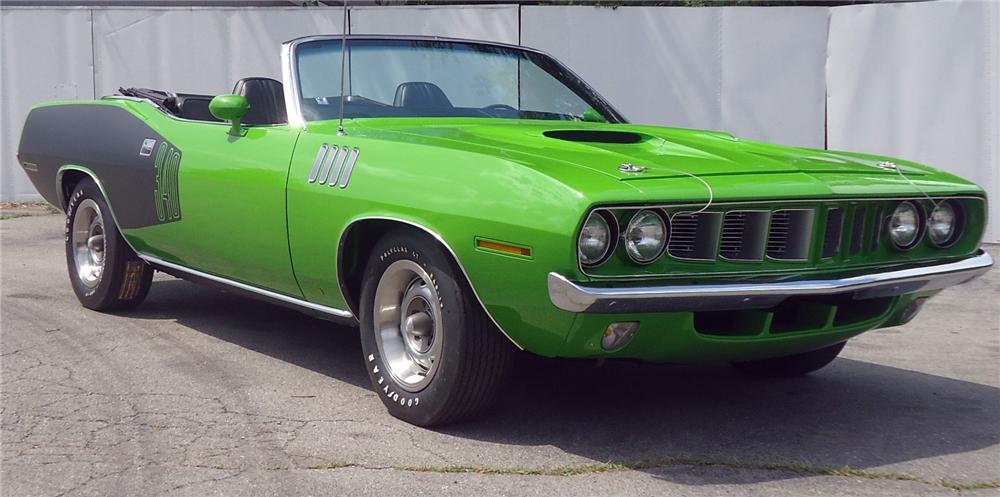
153;141;182;222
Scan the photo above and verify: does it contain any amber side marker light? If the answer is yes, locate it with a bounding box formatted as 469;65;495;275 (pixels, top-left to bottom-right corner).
476;239;532;257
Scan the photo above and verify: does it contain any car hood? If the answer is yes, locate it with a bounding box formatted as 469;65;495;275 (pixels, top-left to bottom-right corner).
353;119;913;176
344;118;976;198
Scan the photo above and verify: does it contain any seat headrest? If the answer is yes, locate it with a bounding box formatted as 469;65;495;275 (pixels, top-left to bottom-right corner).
233;77;287;125
393;82;453;110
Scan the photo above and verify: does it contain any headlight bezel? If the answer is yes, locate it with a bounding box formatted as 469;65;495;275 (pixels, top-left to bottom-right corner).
623;209;669;264
578;210;618;267
887;200;925;251
927;200;964;248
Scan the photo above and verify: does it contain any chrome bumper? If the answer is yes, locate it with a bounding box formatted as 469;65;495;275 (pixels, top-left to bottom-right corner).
548;250;994;314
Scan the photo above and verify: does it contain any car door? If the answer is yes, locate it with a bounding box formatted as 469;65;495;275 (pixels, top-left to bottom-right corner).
136;121;303;297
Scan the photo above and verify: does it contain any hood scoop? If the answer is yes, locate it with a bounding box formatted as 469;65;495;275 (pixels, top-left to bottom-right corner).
543;129;645;144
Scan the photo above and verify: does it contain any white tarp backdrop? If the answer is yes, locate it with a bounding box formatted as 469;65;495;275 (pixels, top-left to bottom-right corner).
1;8;95;201
522;6;829;149
828;0;999;242
1;3;997;241
92;8;346;97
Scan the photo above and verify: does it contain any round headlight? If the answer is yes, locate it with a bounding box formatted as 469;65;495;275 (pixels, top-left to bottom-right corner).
624;210;668;264
928;201;960;247
888;201;922;249
579;211;615;266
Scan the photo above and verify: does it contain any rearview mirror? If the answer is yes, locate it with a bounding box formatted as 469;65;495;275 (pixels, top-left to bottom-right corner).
209;94;250;137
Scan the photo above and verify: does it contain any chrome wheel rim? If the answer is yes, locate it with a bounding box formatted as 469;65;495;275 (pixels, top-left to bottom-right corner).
71;199;106;289
373;260;443;392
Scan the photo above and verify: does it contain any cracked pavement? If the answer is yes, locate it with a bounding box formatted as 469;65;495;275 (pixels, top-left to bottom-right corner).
2;214;998;496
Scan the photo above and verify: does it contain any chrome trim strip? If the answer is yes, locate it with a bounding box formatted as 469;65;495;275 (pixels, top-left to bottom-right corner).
307;143;330;183
337;216;525;350
338;148;361;188
318;145;340;185
550;250;993;314
139;254;356;320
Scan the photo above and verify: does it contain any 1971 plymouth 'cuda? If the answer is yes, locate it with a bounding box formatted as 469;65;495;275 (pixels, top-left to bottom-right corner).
17;35;993;426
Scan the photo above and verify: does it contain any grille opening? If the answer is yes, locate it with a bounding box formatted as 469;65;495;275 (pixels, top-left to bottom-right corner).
869;207;883;252
694;310;770;337
766;209;815;261
833;296;894;326
770;297;836;334
849;206;867;255
719;211;769;261
822;208;844;259
667;212;723;260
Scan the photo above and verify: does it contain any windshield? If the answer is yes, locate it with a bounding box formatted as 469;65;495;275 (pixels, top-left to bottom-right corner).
294;38;624;123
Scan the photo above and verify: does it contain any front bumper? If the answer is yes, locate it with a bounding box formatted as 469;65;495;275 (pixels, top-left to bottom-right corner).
548;250;993;314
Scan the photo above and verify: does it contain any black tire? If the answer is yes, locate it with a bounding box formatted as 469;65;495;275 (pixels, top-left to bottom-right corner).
359;229;514;426
731;342;846;377
65;178;153;311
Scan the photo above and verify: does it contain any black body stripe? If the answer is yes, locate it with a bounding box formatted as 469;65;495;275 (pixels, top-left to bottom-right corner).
17;103;182;229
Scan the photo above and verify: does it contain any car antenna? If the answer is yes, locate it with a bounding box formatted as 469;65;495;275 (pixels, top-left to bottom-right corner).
337;0;349;136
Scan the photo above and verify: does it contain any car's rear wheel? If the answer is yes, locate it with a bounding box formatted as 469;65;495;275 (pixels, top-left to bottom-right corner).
65;178;153;311
359;229;514;426
731;342;846;377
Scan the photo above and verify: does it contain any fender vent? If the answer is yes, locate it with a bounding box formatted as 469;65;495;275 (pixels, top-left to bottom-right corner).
308;144;360;188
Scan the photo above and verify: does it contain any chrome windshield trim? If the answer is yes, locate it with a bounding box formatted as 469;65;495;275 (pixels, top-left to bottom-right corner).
281;41;306;129
139;254;355;320
550;250;993;313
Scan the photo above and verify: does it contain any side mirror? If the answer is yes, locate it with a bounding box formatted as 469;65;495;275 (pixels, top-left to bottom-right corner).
209;94;250;137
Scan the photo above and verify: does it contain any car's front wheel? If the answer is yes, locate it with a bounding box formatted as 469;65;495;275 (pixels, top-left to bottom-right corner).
731;342;846;377
359;229;514;426
65;178;153;311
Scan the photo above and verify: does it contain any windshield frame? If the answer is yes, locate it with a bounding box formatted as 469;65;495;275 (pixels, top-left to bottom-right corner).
280;35;627;128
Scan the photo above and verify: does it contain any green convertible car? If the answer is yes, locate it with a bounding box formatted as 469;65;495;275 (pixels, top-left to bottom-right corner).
17;35;993;425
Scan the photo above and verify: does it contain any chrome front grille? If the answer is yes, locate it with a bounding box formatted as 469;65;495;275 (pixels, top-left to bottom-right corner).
581;196;984;277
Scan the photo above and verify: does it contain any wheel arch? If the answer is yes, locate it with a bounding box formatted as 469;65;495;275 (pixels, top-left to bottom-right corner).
56;165;97;211
337;216;524;350
56;164;141;255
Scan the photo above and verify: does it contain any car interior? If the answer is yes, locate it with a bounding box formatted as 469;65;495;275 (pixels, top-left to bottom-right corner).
117;77;288;125
119;80;581;123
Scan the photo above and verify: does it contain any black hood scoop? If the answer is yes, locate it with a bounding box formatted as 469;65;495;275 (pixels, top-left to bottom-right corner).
543;129;645;144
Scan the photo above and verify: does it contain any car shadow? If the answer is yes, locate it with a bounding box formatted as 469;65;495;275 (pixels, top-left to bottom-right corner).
130;278;1000;485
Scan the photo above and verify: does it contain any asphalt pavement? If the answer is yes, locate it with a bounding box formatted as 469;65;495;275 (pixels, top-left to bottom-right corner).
2;212;998;496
